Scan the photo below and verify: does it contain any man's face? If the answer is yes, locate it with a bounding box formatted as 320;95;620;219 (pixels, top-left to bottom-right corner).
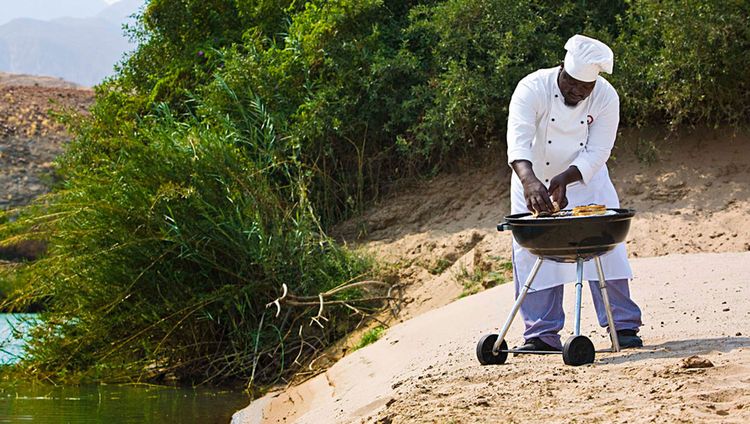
557;68;596;106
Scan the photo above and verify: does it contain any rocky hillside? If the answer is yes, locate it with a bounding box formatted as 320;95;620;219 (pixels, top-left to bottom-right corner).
0;74;93;210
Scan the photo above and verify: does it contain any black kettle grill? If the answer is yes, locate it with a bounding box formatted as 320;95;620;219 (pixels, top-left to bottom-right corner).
476;208;635;366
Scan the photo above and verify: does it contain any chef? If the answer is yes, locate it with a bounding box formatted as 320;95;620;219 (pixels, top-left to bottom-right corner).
506;34;643;352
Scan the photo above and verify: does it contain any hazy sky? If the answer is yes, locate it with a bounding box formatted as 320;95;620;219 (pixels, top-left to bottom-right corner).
0;0;126;26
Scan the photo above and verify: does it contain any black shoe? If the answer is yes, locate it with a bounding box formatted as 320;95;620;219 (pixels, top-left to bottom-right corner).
617;329;643;348
514;337;561;354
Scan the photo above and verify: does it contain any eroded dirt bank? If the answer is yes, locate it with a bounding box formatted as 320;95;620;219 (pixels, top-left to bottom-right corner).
332;129;750;318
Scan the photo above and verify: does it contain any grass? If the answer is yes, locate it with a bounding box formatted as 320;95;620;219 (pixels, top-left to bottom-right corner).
456;258;513;298
429;258;453;275
0;264;16;310
353;326;385;351
634;138;660;165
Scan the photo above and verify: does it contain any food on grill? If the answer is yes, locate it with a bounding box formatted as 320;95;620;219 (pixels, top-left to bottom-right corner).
526;203;612;220
572;204;607;216
533;201;561;218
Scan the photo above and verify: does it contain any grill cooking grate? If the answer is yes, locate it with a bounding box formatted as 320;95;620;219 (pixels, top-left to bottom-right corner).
520;210;618;220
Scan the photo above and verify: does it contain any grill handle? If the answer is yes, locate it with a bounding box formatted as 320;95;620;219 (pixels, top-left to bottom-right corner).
497;222;512;232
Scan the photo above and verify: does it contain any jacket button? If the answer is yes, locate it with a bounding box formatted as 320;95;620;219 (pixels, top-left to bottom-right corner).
545;179;549;183
551;118;555;122
548;140;552;144
546;162;550;166
581;121;584;124
555;94;559;98
580;142;584;146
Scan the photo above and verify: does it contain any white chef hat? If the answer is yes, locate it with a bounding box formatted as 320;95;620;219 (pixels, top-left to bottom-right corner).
563;34;614;82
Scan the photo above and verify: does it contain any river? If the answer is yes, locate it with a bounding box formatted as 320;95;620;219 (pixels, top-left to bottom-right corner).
0;314;249;423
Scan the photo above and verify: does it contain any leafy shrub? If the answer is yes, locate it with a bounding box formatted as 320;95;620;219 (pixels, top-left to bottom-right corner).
2;100;378;387
87;0;750;224
615;0;750;128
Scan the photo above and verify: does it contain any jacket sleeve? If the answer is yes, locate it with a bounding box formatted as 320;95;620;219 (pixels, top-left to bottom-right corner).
507;78;540;166
570;90;619;184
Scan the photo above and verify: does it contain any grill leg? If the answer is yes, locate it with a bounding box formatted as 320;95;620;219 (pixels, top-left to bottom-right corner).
594;256;621;352
492;257;543;354
574;258;584;336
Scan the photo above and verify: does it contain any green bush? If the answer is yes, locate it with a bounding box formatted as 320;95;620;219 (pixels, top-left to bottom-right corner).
394;0;629;166
1;100;378;387
88;0;750;224
615;0;750;127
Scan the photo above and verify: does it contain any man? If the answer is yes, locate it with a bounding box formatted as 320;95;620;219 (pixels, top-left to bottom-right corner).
506;34;643;351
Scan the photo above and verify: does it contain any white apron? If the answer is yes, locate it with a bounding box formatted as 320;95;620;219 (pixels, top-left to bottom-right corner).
510;88;632;291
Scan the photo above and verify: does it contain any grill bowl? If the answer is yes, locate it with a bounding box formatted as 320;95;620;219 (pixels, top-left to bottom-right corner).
498;208;635;263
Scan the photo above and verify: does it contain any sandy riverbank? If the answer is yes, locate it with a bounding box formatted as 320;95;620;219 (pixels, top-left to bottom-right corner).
235;252;750;423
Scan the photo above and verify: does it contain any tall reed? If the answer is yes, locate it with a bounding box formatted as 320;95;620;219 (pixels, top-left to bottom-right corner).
0;98;382;389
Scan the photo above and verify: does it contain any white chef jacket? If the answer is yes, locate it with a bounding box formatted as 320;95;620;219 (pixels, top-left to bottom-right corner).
506;67;632;290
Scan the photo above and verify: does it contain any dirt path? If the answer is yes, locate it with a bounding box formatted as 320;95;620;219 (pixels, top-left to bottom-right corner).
234;252;750;423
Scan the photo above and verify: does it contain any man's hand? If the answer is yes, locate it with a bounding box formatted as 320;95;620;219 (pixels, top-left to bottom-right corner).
523;177;554;213
548;166;583;210
548;175;569;210
511;160;554;213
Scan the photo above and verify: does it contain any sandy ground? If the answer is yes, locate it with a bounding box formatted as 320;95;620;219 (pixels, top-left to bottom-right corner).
234;128;750;423
235;252;750;423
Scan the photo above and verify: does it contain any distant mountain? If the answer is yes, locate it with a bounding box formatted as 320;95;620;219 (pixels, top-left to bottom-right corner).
0;18;132;87
0;0;109;26
0;1;145;87
0;72;84;89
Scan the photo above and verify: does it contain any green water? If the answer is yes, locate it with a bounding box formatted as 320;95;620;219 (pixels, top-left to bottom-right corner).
0;314;249;423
